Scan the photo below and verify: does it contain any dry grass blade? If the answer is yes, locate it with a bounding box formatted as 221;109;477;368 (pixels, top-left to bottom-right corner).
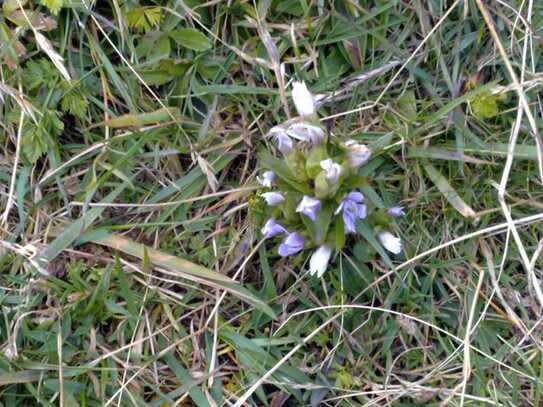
256;19;290;118
459;265;485;406
0;83;39;122
34;32;70;82
1;110;24;226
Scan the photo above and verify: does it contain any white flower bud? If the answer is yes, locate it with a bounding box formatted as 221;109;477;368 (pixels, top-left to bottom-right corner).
292;81;315;116
309;245;332;277
378;231;402;254
320;159;342;184
345;140;371;168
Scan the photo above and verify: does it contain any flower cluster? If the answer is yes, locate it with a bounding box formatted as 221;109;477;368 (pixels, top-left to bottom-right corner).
253;82;404;277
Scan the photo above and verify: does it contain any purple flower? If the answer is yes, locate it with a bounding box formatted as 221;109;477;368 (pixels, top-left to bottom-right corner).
320;159;342;184
387;206;405;218
278;232;305;257
335;191;367;234
270;127;293;154
257;171;275;188
261;192;284;206
287;122;325;144
296;195;321;221
261;218;287;239
387;206;405;217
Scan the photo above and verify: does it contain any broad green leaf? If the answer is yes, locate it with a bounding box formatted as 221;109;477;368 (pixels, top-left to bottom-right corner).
169;28;211;51
302;203;333;245
471;91;503;119
334;217;345;250
258;151;311;194
397;89;417;121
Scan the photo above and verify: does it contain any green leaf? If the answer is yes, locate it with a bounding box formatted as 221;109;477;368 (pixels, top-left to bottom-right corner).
144;7;162;27
407;146;492;165
61;90;88;119
305;145;328;178
334;218;345;250
169;28;212;51
126;7;162;33
161;344;209;407
397;89;418;121
25;58;58;90
22;110;64;164
258;151;311;194
22;123;48;164
471;91;501;119
302;203;333;245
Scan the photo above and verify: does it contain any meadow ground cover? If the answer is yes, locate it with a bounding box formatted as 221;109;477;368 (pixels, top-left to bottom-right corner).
1;0;543;405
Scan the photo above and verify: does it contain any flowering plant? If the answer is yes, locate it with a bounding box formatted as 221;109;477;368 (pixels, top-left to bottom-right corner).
251;82;404;277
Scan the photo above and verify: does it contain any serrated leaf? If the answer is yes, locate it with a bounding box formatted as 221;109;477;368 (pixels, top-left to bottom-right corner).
21;110;63;164
126;7;161;33
61;90;88;119
21;124;48;164
25;58;58;90
169;28;212;51
144;7;162;27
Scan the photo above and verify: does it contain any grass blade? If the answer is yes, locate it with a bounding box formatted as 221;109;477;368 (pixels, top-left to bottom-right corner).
89;233;276;318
